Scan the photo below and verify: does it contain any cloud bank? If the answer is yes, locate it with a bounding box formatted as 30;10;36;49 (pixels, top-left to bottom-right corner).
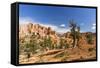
19;17;70;33
91;23;96;30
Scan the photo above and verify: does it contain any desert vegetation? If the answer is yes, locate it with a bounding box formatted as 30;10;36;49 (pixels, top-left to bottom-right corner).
19;20;96;64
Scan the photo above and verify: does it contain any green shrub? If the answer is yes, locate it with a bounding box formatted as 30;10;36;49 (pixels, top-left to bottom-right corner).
86;33;93;44
88;48;94;52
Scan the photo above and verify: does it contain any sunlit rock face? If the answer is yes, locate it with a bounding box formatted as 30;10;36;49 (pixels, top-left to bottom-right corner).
19;23;60;44
19;23;96;48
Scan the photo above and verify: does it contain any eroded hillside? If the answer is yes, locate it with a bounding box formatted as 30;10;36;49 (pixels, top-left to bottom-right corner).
19;23;96;64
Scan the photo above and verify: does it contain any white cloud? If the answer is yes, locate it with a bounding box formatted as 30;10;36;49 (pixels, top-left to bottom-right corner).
92;23;96;26
56;28;70;33
92;26;96;30
19;17;70;33
91;23;96;30
60;24;66;28
37;23;70;33
19;17;34;24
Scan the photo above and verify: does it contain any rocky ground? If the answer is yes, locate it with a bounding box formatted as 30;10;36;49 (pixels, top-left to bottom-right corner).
19;44;96;64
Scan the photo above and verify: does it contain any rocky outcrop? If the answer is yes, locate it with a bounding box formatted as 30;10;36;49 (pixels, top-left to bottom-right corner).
19;23;96;48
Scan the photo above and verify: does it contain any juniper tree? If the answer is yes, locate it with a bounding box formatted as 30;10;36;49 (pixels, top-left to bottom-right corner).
69;20;77;48
76;26;81;47
69;20;81;48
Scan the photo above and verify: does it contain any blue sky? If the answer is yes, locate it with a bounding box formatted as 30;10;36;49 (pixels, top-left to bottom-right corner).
19;4;96;33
